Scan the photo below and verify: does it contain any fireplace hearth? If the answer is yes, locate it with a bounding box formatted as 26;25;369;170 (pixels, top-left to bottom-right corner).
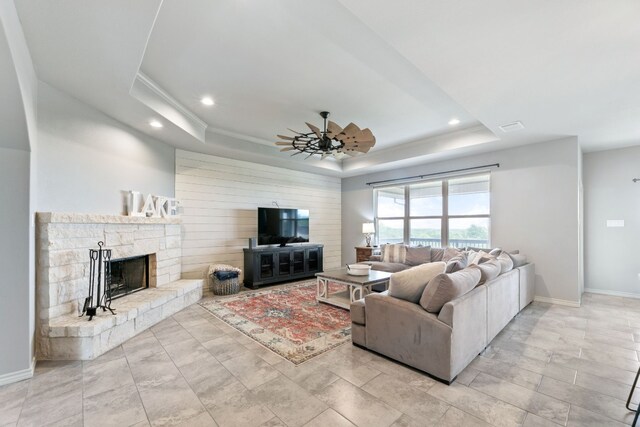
108;255;150;299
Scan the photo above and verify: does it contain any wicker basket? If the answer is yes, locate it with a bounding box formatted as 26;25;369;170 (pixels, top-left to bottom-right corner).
210;273;241;295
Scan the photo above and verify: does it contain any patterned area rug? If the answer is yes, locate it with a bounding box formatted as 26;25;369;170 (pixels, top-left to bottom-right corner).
199;280;351;364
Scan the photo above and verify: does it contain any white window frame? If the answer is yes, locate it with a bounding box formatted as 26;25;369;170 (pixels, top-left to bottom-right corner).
374;173;491;248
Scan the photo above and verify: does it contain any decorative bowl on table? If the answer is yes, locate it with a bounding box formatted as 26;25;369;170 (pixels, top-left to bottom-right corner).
347;264;371;276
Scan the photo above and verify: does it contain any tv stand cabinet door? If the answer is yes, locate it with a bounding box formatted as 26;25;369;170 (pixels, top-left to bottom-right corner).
306;247;323;273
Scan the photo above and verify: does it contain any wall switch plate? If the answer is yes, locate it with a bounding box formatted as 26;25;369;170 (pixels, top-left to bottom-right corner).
606;220;625;227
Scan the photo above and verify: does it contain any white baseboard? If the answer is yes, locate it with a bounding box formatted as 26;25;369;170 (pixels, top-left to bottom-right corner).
584;288;640;299
533;296;581;308
0;357;35;386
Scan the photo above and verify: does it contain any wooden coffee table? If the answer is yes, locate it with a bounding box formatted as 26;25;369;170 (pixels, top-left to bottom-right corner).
316;268;392;310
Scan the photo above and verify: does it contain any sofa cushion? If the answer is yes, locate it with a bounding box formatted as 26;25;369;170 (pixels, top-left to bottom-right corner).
497;252;514;274
388;262;446;303
382;243;407;264
420;267;482;313
470;259;501;285
405;246;431;266
506;252;528;268
366;261;409;273
431;248;445;262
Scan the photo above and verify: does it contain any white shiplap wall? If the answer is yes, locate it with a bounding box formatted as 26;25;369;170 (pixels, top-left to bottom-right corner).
175;149;342;281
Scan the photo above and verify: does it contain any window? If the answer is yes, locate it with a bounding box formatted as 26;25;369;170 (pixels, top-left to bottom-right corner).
375;173;490;248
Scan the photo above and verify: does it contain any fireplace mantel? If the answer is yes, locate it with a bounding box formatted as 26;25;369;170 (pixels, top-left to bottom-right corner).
37;212;182;225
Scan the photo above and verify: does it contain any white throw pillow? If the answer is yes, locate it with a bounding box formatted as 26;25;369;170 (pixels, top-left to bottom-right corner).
388;262;446;303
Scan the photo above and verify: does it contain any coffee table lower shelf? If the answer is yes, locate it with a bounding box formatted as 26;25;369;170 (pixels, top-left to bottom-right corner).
316;268;391;310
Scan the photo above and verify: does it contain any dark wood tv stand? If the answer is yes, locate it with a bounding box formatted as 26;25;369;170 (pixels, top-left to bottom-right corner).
243;244;323;288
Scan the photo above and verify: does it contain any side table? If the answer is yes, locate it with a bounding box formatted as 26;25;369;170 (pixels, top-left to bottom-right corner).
355;246;374;263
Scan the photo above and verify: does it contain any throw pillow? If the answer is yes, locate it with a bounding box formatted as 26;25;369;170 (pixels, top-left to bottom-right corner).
388;262;446;303
431;248;445;262
445;251;473;273
405;246;431;266
382;243;407;264
506;252;528;268
442;247;461;262
489;247;503;256
469;259;501;285
420;267;482;313
497;252;514;274
469;250;491;265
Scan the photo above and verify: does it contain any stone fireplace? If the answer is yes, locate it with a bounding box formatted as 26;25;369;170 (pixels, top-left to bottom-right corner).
36;212;203;360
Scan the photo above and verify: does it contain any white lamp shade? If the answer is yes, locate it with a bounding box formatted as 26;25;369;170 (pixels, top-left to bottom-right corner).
362;222;375;234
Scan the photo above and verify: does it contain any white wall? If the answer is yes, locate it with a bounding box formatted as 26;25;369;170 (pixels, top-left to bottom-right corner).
584;146;640;297
0;0;38;382
37;83;175;214
175;150;342;281
342;137;582;305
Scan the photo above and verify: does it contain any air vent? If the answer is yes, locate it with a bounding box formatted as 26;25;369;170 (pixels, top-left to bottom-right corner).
499;121;525;133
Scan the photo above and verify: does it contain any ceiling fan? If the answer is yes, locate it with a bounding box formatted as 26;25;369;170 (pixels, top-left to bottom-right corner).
275;111;376;160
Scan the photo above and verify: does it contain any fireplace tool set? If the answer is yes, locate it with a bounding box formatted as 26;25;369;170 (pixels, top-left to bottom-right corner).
80;241;116;321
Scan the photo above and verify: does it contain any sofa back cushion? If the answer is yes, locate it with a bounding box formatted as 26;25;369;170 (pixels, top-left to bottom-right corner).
420;267;482;313
405;246;431;266
506;252;528;268
382;243;407;264
388;262;446;303
442;247;461;262
431;248;445;262
469;259;501;285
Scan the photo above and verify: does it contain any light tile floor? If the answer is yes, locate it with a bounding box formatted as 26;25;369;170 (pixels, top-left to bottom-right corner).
2;291;640;426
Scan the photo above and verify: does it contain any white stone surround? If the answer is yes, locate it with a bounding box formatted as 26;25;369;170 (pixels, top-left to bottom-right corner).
36;212;203;360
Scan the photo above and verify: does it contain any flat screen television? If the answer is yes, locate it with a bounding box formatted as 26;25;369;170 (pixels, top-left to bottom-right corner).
258;207;309;246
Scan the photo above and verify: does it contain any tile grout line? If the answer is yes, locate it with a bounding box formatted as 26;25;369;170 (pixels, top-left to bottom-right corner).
122;345;152;426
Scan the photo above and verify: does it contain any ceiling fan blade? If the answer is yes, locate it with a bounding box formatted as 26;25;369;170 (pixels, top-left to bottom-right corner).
305;122;322;139
354;128;375;144
277;134;295;140
287;128;306;135
280;147;296;152
336;122;361;142
275;141;293;146
326;121;343;139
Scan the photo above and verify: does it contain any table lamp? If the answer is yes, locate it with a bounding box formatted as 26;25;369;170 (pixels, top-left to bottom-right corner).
362;222;375;247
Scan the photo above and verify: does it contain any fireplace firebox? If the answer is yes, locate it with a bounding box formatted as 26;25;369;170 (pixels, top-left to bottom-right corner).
107;255;150;299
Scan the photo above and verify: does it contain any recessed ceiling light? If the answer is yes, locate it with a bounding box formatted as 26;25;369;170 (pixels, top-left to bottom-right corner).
448;118;461;126
200;96;214;106
149;120;163;128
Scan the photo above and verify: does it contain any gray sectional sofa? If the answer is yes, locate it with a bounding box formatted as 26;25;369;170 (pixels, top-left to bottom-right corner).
351;247;535;384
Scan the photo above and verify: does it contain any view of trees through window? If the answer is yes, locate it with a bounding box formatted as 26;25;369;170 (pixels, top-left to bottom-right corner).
375;174;490;248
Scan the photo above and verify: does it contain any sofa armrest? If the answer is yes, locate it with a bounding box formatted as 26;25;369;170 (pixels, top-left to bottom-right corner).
364;292;453;381
368;255;382;262
517;263;535;310
437;285;488;378
350;298;366;325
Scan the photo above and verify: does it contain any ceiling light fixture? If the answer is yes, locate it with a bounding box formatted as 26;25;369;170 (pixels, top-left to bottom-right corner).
448;118;460;126
275;111;376;160
149;120;163;128
200;96;214;106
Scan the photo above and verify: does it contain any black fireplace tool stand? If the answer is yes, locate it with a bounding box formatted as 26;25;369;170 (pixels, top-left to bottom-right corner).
80;241;116;321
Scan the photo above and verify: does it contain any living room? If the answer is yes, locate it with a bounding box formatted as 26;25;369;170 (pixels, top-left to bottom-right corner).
2;1;640;426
